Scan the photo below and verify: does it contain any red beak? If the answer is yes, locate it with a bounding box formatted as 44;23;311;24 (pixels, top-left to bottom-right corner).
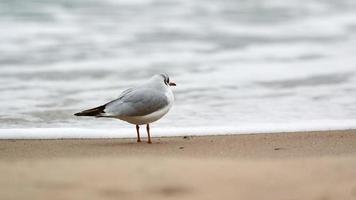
169;82;176;86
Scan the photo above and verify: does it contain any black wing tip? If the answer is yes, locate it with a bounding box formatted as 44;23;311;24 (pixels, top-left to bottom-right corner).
74;112;83;116
73;105;106;117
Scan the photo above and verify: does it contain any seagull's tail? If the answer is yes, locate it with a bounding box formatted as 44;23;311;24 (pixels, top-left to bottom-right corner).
74;105;106;117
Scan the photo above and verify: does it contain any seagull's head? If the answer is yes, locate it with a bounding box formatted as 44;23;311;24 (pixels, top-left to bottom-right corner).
159;73;176;87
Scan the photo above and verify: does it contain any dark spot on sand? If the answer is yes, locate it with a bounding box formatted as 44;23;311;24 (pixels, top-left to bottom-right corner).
274;147;284;151
151;185;192;197
179;146;184;149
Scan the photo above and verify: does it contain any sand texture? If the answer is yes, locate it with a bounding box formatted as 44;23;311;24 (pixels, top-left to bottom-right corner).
1;130;356;200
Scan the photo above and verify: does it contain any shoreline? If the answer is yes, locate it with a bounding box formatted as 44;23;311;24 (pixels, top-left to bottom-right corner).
1;122;356;139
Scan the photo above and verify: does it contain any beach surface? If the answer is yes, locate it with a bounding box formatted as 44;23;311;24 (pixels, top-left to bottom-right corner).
1;130;356;200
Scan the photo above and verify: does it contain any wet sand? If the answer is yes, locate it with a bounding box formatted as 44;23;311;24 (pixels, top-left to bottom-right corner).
1;130;356;200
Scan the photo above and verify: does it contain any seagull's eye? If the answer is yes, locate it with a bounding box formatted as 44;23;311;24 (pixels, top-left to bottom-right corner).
163;77;169;85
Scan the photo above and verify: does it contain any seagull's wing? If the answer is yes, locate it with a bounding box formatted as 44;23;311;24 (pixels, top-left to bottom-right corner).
118;88;133;99
104;87;169;117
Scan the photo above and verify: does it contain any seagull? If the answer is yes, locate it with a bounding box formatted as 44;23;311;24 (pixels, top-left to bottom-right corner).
74;73;176;143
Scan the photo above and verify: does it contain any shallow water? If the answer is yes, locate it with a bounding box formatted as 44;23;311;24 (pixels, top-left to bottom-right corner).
1;0;356;138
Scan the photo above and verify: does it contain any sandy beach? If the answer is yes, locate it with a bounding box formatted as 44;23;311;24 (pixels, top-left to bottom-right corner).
1;130;356;200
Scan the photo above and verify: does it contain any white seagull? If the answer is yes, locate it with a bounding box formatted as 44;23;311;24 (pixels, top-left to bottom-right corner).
74;73;176;143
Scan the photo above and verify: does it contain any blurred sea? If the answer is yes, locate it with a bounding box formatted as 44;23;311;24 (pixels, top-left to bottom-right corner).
1;0;356;138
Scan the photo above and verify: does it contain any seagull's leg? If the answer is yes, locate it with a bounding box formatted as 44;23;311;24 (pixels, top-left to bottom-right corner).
146;124;152;144
136;125;141;143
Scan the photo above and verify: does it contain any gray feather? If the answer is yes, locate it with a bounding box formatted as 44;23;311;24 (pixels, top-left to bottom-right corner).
104;88;169;117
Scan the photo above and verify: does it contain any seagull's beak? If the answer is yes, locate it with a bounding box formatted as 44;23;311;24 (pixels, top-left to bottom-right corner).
169;82;176;86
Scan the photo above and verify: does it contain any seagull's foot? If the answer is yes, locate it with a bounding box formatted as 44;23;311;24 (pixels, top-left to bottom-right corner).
137;139;141;143
147;140;152;144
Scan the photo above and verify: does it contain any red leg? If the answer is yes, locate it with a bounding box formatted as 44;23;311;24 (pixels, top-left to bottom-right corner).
146;124;152;144
136;125;141;143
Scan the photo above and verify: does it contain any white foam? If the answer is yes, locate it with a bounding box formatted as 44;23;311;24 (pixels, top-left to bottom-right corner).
0;120;355;139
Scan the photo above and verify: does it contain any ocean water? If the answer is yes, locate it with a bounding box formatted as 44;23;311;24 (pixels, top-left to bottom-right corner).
1;0;356;138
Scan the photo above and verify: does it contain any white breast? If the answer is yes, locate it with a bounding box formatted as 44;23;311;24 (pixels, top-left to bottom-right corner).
118;89;174;125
